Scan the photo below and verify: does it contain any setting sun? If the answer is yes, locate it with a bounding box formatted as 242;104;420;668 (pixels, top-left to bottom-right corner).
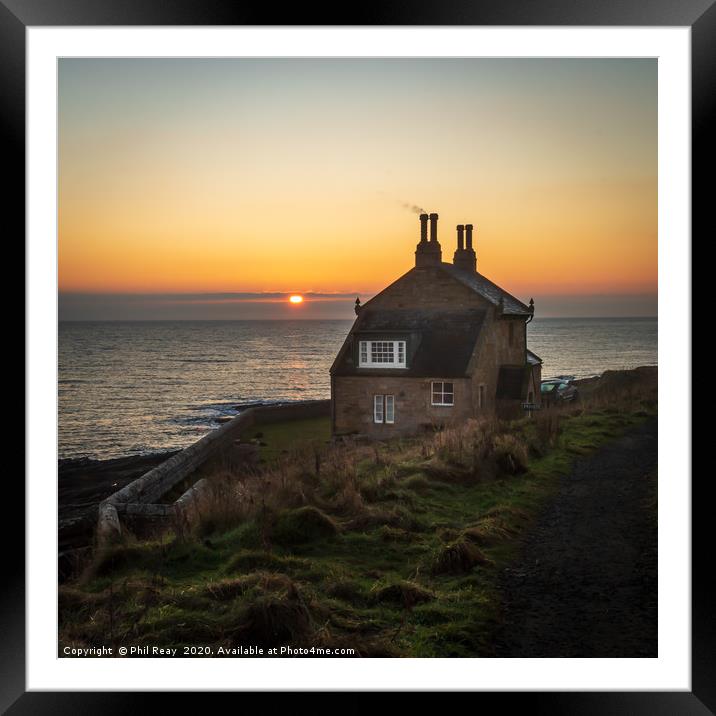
289;295;304;304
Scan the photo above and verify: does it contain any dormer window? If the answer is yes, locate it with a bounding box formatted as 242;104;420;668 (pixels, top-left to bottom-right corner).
359;340;406;368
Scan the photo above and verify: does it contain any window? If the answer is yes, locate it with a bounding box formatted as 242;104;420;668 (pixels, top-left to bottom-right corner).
385;395;395;424
431;381;454;406
359;340;406;368
374;395;395;424
478;384;486;408
373;395;383;423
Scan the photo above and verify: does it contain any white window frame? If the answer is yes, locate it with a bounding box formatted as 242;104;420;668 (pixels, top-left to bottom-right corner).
431;381;455;406
374;395;384;423
374;394;395;424
385;395;395;424
359;340;406;368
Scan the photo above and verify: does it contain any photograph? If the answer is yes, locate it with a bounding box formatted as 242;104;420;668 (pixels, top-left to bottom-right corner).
55;56;660;660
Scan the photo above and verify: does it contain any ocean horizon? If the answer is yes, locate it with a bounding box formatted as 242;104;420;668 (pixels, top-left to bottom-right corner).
59;317;657;460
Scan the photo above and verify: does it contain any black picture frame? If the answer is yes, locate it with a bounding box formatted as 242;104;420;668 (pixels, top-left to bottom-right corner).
5;1;704;711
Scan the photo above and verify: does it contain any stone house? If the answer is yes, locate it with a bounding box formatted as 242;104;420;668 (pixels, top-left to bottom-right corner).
330;212;542;437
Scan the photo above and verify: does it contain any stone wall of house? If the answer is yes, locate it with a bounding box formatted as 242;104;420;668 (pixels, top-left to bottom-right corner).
333;375;473;436
333;266;535;434
529;363;542;406
465;313;527;415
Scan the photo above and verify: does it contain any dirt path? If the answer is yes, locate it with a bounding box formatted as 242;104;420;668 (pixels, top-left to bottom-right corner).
494;417;658;657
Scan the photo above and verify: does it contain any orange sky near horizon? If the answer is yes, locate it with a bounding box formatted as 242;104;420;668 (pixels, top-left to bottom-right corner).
58;59;657;302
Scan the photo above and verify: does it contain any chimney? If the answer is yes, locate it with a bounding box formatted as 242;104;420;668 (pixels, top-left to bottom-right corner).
465;224;474;250
415;212;442;267
453;222;477;273
429;213;439;243
419;213;428;243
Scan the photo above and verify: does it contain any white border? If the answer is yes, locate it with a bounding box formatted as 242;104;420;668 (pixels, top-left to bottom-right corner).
28;27;691;691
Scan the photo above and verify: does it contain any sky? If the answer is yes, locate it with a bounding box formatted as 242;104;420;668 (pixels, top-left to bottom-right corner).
58;58;657;319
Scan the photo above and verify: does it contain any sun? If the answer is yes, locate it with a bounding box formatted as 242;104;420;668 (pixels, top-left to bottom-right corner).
289;295;304;304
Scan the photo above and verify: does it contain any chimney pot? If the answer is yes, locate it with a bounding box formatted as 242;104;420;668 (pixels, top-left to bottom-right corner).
456;224;465;251
465;224;474;250
419;213;428;243
429;213;439;243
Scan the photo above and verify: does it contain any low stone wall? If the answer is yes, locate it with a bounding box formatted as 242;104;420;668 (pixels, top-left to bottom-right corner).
103;399;330;510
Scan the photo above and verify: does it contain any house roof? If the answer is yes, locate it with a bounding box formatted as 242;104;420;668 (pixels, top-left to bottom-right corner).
331;308;488;378
440;263;532;316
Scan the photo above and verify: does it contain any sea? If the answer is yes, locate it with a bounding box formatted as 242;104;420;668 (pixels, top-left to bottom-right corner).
59;317;657;460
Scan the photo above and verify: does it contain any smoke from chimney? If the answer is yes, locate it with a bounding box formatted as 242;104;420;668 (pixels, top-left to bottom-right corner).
400;201;426;215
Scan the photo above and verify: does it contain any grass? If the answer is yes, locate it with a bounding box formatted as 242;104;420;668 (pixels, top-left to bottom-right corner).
247;416;331;464
60;374;656;657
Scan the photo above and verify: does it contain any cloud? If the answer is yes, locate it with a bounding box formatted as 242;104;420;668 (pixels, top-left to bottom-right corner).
58;292;363;321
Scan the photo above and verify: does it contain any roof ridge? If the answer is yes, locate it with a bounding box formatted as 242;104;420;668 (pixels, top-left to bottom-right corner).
440;262;530;313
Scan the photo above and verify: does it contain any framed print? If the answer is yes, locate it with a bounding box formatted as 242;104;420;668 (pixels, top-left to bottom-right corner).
6;0;707;711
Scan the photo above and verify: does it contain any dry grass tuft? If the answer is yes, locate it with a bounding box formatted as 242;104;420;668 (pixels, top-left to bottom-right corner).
402;474;432;493
491;434;529;476
463;517;516;546
271;506;340;546
371;580;435;608
204;571;298;602
233;592;313;648
430;538;493;575
534;409;563;451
